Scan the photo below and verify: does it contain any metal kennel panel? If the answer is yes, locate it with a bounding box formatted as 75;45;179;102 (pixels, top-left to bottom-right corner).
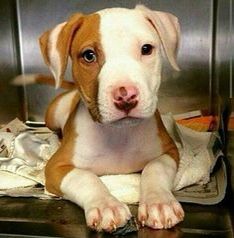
215;0;233;101
0;0;24;123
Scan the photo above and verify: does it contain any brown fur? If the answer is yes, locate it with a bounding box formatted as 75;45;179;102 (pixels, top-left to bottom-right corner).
39;30;51;66
70;13;105;122
56;14;84;86
155;110;179;166
39;14;84;87
45;107;78;196
35;75;75;90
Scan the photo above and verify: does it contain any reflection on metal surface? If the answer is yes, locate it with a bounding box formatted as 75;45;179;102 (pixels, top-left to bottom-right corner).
229;0;233;99
215;0;233;101
0;198;232;237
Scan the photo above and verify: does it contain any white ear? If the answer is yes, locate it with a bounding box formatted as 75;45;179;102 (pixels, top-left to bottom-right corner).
136;5;181;71
39;14;83;88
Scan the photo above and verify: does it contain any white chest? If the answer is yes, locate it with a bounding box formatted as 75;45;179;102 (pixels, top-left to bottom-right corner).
72;103;163;175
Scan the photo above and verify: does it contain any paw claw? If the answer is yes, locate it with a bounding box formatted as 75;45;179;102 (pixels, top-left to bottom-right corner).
153;220;158;228
138;196;184;230
85;197;131;232
93;221;98;229
178;213;184;220
167;218;172;229
110;221;117;232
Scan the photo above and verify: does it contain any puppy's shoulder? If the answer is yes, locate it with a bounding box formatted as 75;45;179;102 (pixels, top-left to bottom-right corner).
46;90;80;131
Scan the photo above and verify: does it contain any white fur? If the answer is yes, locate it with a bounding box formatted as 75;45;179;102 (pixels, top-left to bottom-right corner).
140;155;177;195
61;168;110;207
61;168;132;230
72;102;162;175
53;90;78;130
97;8;162;123
48;22;66;89
139;155;184;229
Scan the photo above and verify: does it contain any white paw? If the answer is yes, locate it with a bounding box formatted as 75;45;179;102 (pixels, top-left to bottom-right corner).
85;196;132;232
138;192;184;229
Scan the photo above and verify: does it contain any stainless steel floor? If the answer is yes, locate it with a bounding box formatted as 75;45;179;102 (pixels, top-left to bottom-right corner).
0;197;232;238
0;132;233;238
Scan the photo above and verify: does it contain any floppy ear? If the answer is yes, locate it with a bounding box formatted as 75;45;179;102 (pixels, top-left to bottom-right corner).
39;14;83;88
136;5;180;71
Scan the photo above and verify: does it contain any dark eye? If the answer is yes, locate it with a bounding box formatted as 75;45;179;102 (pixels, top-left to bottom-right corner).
82;49;97;63
141;44;154;55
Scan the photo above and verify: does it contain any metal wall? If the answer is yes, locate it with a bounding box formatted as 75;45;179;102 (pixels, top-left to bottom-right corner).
215;0;233;101
0;0;24;123
0;0;232;121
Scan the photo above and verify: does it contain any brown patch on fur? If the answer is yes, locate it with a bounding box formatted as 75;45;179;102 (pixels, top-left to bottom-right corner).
39;14;84;88
35;75;75;90
45;107;78;196
56;14;84;85
39;30;51;66
70;13;104;122
39;13;103;121
155;110;179;166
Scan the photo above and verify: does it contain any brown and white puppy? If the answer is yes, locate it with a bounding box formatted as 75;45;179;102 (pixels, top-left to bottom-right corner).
38;5;184;232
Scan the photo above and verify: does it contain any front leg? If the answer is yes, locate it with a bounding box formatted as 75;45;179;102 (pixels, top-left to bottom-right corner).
138;155;184;229
51;167;132;232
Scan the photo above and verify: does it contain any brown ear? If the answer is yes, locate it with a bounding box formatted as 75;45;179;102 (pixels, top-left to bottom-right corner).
39;14;83;88
136;5;181;71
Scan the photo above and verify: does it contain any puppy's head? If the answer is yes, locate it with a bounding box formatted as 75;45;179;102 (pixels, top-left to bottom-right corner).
39;5;180;125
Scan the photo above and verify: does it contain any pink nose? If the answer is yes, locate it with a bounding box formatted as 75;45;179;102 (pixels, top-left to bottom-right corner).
112;86;139;113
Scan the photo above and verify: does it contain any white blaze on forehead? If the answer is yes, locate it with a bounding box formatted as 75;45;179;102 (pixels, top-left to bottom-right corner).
97;8;162;123
97;8;161;81
98;8;158;58
48;22;66;89
97;8;160;86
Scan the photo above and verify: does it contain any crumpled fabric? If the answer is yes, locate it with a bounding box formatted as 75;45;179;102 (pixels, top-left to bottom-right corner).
0;120;60;188
173;123;222;190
